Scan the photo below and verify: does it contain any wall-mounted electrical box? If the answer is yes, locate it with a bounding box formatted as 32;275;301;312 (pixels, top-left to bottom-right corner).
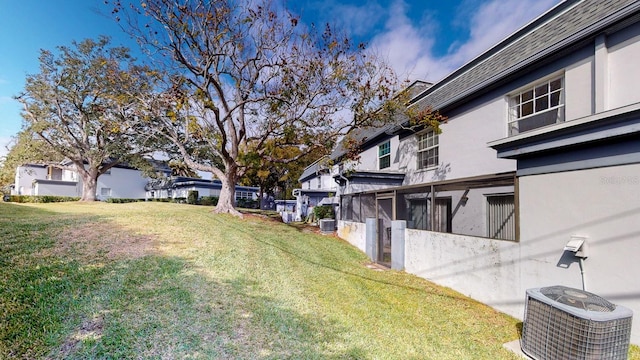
564;235;589;258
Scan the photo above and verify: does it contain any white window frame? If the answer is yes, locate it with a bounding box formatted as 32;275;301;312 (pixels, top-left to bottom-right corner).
508;74;565;136
100;187;112;197
235;191;252;200
417;130;438;170
378;141;391;170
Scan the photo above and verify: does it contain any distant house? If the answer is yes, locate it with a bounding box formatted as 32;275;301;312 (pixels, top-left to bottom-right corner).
13;162;165;200
303;0;640;345
293;156;339;221
12;162;259;205
145;176;259;204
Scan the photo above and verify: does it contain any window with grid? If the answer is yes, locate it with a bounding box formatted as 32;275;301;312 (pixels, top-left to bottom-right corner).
417;130;438;169
487;194;516;240
378;141;391;169
236;191;251;200
508;76;564;136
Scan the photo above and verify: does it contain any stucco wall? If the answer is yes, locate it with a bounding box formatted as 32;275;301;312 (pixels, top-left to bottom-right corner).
14;166;48;195
404;230;523;319
399;100;517;185
518;163;640;344
608;21;640;110
96;167;148;199
564;55;594;120
34;182;78;197
354;135;400;172
337;220;367;253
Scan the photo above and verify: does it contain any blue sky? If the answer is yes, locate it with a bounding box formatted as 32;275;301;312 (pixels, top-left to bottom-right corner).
0;0;562;158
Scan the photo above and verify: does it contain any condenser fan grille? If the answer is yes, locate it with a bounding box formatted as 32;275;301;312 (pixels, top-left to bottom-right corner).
522;287;633;360
541;285;615;312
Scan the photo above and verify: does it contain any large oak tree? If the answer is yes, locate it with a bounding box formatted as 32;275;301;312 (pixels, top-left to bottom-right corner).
112;0;397;216
17;37;154;201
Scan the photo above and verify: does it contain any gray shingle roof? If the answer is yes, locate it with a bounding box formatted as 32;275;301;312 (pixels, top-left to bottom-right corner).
413;0;640;110
299;161;323;182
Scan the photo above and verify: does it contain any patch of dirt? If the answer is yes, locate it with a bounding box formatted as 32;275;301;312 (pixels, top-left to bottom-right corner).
365;262;388;271
54;312;106;357
36;222;156;261
242;212;284;223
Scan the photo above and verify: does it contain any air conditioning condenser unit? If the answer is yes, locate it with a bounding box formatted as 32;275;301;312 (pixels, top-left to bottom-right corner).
521;285;632;360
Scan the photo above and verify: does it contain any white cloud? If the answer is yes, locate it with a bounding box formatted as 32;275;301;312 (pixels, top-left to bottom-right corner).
329;2;385;37
369;0;562;83
445;0;561;68
368;1;448;81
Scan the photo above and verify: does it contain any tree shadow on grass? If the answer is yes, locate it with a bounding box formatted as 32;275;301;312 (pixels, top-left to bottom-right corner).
53;256;367;360
0;203;367;359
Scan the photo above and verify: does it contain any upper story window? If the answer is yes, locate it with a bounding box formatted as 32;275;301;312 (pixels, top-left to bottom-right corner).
417;130;438;169
378;141;391;169
508;76;564;136
47;166;63;181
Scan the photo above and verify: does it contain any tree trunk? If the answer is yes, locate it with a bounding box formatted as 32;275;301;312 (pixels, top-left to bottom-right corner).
79;172;98;202
214;174;243;218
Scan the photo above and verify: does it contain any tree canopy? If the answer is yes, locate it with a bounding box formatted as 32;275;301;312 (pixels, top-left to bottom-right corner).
17;37;155;201
110;0;398;216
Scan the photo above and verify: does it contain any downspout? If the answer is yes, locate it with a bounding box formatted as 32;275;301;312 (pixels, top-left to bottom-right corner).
337;173;349;192
430;184;435;231
335;174;350;223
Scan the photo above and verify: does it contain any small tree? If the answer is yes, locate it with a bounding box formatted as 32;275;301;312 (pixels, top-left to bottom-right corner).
17;37;154;201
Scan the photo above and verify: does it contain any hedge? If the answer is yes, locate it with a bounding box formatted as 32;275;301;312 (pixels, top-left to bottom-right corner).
8;195;80;203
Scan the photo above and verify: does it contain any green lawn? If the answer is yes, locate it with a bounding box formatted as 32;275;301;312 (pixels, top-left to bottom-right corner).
1;202;637;359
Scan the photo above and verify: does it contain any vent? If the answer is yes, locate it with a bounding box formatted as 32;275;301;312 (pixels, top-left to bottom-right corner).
522;286;633;360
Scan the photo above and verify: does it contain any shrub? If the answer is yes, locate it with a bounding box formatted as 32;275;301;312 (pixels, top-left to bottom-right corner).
106;198;142;203
200;196;219;206
313;205;334;219
187;190;199;205
237;198;258;209
8;195;80;203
